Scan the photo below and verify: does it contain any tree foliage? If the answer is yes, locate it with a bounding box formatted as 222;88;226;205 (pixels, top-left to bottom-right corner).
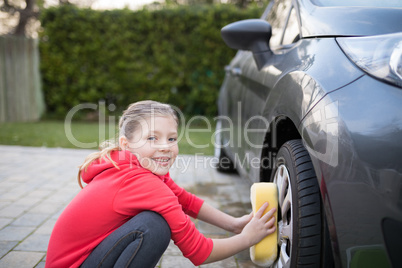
0;0;94;37
39;4;261;116
0;0;41;36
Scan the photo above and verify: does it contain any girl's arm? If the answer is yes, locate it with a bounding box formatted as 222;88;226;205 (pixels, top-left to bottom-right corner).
197;201;252;234
202;202;276;264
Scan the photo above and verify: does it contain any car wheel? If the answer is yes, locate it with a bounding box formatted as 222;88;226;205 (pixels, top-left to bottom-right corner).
270;139;322;268
214;119;235;172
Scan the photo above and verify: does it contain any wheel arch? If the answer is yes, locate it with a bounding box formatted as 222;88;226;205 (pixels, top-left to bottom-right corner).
259;116;301;182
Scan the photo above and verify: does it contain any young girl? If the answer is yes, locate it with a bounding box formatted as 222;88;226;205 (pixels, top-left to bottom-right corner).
46;100;276;268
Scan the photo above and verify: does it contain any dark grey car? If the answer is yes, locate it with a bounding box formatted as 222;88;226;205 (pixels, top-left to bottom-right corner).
215;0;402;267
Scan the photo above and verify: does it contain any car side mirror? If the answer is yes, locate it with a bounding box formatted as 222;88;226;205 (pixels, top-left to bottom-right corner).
221;19;273;70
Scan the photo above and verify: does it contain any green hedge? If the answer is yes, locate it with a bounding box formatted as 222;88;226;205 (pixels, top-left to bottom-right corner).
39;5;261;117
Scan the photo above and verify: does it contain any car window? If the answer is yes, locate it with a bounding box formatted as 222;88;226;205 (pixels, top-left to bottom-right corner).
265;0;293;48
281;7;300;45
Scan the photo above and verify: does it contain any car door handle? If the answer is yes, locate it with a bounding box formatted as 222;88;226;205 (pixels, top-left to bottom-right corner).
225;66;242;77
231;67;242;76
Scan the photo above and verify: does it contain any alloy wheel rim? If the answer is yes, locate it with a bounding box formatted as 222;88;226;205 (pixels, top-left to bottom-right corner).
273;164;292;268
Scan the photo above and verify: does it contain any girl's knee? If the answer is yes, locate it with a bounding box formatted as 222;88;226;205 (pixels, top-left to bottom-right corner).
137;211;171;246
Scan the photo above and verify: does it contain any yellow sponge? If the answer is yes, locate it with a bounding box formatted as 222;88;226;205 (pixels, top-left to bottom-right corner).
250;182;278;267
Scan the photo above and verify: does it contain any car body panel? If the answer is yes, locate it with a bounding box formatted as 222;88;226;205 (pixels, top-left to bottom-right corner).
219;38;365;181
301;75;402;267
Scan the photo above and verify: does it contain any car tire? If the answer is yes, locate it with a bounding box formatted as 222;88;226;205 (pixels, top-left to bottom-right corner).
270;139;322;268
214;119;236;172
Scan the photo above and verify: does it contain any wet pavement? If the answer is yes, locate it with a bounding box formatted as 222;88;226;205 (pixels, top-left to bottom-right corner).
0;145;259;268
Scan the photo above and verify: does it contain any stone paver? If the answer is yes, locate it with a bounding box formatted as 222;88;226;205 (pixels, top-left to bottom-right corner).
0;145;259;268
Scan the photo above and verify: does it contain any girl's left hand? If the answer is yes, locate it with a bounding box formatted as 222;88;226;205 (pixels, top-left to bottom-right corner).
231;212;253;234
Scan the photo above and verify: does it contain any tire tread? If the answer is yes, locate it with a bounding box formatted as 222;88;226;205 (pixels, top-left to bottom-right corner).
282;139;322;268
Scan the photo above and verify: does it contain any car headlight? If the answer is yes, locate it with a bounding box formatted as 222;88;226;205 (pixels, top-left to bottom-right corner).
337;33;402;88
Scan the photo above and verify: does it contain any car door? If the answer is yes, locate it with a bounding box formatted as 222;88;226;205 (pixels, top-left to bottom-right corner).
234;0;301;179
218;50;247;160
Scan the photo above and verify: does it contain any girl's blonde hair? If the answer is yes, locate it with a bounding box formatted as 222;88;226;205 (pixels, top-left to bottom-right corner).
77;100;179;188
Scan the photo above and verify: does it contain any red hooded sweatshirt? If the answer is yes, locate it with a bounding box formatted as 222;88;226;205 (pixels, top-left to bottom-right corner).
45;150;213;267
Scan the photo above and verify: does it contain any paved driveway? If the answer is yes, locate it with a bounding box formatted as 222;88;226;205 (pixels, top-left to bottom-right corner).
0;146;257;268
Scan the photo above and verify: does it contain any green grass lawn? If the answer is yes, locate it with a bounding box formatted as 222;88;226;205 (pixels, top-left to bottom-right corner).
0;121;215;155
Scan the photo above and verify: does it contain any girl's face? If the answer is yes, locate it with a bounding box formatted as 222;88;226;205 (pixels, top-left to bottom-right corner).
121;116;179;176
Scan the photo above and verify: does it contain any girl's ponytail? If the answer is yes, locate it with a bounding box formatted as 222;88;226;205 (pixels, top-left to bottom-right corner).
77;141;120;189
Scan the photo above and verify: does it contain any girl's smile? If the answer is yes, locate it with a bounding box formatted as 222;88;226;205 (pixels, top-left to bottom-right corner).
152;157;171;165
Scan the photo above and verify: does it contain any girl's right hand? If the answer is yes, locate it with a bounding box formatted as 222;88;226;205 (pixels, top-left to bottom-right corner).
203;202;277;264
240;202;276;247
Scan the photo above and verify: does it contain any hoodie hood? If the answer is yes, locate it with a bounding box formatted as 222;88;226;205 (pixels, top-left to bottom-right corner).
81;150;139;184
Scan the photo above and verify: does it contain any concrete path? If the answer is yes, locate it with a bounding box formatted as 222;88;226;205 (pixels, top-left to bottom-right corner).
0;146;259;268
